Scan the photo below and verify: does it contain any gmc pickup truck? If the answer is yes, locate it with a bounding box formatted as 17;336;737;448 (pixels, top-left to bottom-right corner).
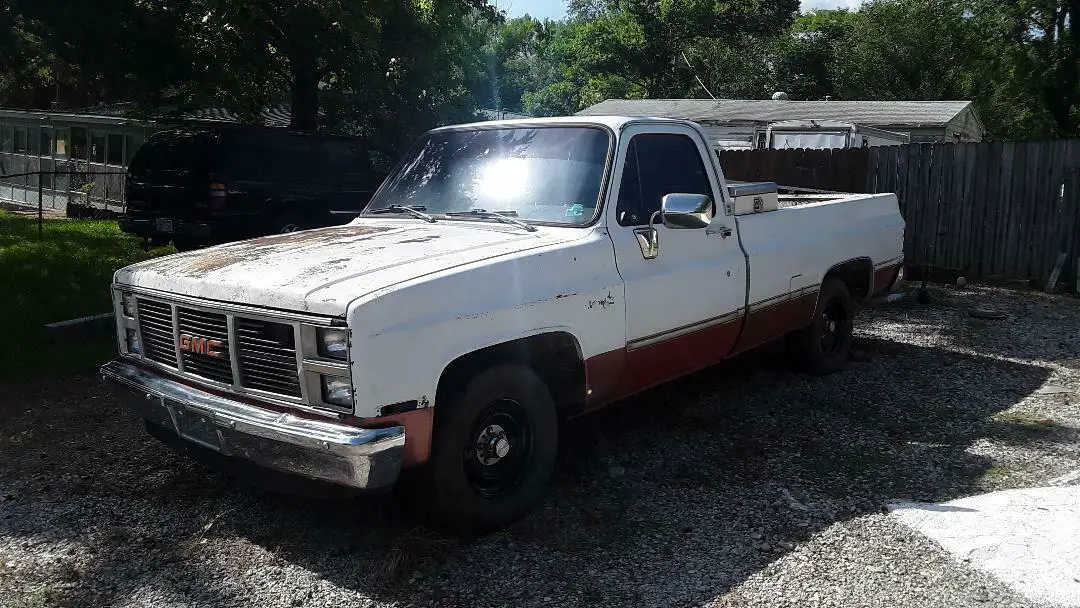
101;116;905;533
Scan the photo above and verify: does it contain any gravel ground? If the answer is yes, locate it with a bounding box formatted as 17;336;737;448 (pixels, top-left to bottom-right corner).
1;281;1078;608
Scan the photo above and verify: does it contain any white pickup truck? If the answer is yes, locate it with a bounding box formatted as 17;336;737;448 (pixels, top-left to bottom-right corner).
102;116;904;532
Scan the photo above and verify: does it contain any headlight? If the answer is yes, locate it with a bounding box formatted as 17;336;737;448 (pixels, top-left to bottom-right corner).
321;374;353;407
317;327;349;360
121;292;136;317
126;328;141;354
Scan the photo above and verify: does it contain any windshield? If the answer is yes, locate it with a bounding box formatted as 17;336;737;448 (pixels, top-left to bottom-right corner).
363;126;610;226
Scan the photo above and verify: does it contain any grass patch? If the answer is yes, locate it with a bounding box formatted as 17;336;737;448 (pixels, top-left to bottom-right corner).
0;211;172;383
12;586;59;608
980;464;1015;482
368;527;456;587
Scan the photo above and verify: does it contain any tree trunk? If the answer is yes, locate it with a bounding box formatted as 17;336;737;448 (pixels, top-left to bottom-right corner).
289;47;319;132
1044;1;1079;137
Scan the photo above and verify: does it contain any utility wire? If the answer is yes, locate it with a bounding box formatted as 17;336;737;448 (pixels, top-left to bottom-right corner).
682;52;716;100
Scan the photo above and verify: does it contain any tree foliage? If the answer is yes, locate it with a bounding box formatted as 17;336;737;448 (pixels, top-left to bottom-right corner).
1;0;1078;141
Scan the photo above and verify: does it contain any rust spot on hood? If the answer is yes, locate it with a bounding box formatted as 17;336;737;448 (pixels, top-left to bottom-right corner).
397;235;441;244
138;225;393;279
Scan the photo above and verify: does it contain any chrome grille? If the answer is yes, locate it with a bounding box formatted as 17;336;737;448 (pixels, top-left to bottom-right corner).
136;299;176;367
177;307;233;385
236;318;302;397
133;297;304;400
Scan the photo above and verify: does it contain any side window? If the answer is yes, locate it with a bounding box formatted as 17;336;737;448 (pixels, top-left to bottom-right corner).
321;140;374;178
227;133;312;179
615;133;712;226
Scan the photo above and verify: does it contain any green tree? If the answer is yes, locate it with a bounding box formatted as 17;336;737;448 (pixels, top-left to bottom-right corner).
7;0;200;110
513;0;797;115
969;0;1079;137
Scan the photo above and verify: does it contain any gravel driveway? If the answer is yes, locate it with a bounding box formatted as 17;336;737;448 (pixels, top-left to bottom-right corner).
2;282;1078;608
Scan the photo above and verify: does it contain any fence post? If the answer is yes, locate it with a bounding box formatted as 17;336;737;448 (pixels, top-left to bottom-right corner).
37;170;43;238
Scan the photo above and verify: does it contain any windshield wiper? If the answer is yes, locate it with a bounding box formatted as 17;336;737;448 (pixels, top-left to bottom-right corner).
369;204;436;223
445;209;537;232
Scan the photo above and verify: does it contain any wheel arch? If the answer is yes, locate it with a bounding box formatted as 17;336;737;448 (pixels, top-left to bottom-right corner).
434;331;587;420
823;257;874;305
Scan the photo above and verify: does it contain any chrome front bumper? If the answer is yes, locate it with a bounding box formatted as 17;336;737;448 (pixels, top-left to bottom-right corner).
101;359;405;490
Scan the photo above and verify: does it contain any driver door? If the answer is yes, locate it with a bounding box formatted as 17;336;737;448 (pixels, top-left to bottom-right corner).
606;124;748;390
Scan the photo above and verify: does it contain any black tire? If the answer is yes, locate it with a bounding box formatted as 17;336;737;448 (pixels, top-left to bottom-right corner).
793;277;855;374
401;364;559;536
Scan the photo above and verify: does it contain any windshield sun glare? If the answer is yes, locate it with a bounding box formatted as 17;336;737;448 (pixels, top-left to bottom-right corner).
364;126;611;227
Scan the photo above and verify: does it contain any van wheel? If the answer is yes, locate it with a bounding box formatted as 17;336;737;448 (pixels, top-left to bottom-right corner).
793;277;854;374
271;216;306;234
401;364;558;536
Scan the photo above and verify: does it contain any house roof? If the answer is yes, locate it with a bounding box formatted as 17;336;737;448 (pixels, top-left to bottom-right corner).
577;99;977;129
178;105;293;127
0;103;295;128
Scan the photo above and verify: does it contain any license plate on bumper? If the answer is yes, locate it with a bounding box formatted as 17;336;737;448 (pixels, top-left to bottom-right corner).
100;360;407;490
172;403;223;451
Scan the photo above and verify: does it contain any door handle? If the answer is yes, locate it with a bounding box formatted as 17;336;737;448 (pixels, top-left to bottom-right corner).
718;226;733;238
633;227;659;259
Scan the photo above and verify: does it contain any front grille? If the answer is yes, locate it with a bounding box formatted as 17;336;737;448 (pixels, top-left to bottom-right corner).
134;297;303;399
137;299;176;367
236;318;302;397
177;307;233;385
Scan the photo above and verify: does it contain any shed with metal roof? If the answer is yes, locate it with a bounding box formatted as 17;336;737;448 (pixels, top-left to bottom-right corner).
577;99;985;146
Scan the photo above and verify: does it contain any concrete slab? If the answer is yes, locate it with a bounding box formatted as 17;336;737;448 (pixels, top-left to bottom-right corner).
890;485;1080;607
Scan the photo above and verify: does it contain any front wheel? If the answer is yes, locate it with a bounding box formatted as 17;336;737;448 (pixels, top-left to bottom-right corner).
401;364;558;535
792;277;855;374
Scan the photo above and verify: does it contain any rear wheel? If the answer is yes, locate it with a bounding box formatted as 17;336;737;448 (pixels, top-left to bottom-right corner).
793;277;855;374
400;364;558;535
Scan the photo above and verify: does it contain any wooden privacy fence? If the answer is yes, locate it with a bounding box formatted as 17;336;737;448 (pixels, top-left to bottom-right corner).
720;141;1080;287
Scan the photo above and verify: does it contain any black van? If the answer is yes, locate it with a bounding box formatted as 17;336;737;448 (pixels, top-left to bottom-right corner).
120;125;388;250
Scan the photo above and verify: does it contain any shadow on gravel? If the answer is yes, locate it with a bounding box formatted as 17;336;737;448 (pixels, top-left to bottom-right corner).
0;334;1056;607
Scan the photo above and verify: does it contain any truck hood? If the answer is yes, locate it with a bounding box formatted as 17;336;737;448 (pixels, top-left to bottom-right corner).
115;219;583;316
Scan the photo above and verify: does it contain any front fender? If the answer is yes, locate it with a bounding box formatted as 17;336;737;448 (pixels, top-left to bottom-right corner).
345;234;626;418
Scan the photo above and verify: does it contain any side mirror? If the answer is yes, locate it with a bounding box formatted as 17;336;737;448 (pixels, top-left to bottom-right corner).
659;193;713;229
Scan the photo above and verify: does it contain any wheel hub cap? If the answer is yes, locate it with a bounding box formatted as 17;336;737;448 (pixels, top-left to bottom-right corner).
475;424;510;465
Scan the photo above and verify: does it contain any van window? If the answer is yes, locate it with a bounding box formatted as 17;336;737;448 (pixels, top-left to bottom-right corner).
318;139;375;177
128;130;217;175
223;132;313;179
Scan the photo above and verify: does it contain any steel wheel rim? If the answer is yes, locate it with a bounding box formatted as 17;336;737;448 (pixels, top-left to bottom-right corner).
820;300;847;355
464;398;533;498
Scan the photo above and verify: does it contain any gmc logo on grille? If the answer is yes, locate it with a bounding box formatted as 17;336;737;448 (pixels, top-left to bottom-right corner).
179;334;225;359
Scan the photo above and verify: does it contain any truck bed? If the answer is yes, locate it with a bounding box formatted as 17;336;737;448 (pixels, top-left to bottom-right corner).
733;189;905;306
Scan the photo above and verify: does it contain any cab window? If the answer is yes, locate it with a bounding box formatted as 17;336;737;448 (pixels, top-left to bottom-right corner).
616;133;712;227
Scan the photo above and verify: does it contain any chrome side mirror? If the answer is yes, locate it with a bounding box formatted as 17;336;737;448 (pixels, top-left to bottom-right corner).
660;193;713;229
